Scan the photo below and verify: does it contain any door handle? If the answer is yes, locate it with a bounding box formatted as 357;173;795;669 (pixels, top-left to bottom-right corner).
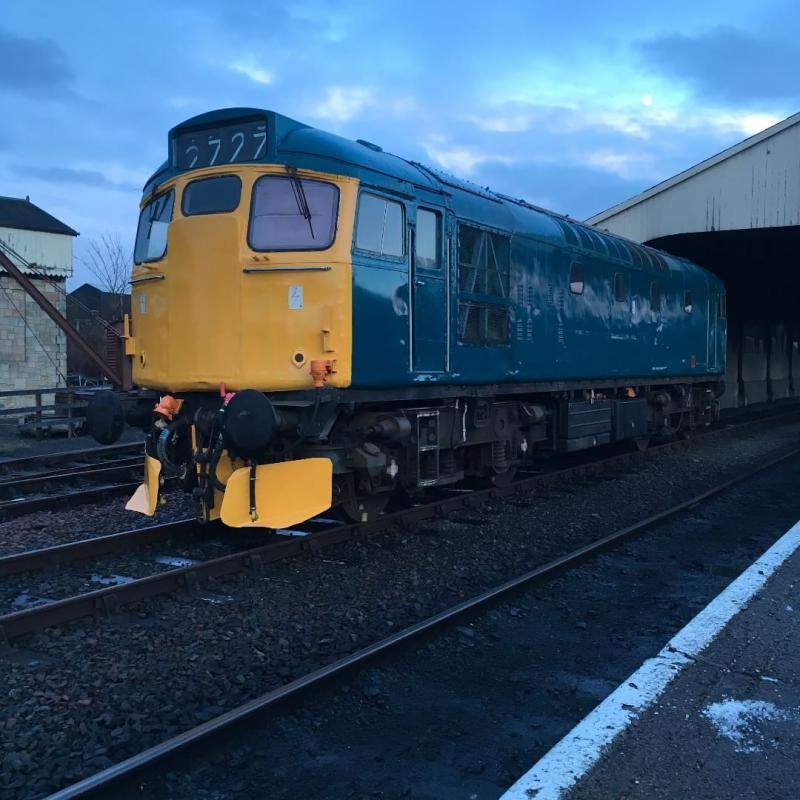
414;279;426;287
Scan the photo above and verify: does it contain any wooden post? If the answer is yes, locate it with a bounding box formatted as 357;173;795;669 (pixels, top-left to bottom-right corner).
35;391;42;440
67;388;74;439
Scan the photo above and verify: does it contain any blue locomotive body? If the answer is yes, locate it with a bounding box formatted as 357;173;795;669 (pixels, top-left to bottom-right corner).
120;108;726;526
349;174;725;390
254;119;726;390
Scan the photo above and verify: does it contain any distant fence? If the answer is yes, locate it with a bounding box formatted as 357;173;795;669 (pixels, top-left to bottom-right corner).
0;387;94;438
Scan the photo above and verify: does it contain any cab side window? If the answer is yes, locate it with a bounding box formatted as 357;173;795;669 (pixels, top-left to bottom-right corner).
355;193;404;257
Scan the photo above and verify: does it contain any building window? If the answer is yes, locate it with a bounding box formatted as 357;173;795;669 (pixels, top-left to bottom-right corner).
249;175;339;251
457;223;510;345
613;272;627;303
355;193;404;257
415;209;440;268
684;290;693;313
569;262;584;295
182;175;241;216
650;282;662;311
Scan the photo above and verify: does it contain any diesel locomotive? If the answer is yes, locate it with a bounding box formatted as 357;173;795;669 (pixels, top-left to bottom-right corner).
92;107;727;528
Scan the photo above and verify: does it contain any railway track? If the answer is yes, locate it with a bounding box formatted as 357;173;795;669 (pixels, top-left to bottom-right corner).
2;409;798;644
41;430;800;799
0;442;145;516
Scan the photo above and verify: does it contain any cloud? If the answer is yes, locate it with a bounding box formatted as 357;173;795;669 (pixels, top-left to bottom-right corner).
472;159;645;220
583;150;656;180
228;56;273;86
0;27;74;97
423;138;515;175
313;86;373;121
468;100;784;149
638;26;800;105
9;164;140;193
468;104;652;139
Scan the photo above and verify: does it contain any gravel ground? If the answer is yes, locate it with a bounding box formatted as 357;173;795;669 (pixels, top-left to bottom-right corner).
0;489;195;556
3;418;800;799
140;451;800;800
0;424;192;557
0;528;249;613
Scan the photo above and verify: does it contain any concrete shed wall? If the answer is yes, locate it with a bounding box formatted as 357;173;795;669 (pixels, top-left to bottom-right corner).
587;115;800;243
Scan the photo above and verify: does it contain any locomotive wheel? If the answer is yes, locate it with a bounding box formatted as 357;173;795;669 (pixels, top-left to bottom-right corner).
340;493;390;523
490;466;518;487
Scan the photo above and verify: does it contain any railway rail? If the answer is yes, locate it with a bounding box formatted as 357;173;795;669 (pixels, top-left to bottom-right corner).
2;408;798;645
0;518;198;578
0;442;144;516
41;429;800;799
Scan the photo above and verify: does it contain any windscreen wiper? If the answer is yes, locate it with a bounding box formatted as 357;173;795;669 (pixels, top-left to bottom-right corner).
146;194;165;242
285;165;315;239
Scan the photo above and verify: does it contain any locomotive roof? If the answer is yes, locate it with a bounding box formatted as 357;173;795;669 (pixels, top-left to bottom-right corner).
145;107;703;276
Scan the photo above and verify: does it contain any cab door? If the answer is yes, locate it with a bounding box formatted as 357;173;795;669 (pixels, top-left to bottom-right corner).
410;206;447;373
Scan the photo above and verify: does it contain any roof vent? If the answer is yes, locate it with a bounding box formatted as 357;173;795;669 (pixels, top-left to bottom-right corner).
356;139;383;152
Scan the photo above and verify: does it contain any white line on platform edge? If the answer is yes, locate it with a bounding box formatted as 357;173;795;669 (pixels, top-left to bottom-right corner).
501;518;800;800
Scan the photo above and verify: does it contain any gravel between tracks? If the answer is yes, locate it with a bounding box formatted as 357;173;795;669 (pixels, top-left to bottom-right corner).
0;490;195;556
3;419;800;799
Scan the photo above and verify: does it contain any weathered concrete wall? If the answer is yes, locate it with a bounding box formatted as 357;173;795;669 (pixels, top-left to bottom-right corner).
586;114;800;242
0;275;67;409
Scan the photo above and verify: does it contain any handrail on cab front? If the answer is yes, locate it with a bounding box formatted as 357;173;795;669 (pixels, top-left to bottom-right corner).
130;273;166;285
243;266;332;273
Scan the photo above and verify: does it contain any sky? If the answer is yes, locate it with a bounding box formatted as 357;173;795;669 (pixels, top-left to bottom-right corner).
2;0;798;289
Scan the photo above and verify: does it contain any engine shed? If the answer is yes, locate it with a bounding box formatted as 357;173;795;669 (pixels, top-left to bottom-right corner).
586;112;800;411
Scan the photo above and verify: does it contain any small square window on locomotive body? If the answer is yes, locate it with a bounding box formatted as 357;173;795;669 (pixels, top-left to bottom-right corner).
684;290;693;313
613;272;627;303
416;209;441;269
650;281;662;311
182;174;241;216
569;262;584;294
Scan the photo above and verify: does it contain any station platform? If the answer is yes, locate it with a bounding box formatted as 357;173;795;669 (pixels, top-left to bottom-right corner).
502;520;800;800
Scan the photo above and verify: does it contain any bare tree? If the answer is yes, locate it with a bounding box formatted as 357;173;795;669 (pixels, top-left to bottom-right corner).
78;234;132;319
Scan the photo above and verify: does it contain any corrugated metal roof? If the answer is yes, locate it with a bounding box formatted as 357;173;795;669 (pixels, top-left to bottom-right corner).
586;111;800;226
0;196;78;237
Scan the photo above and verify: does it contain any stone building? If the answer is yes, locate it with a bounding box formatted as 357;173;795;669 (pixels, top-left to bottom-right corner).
0;197;77;405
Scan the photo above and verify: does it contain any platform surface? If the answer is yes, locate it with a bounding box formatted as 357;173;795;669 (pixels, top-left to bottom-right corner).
503;520;800;800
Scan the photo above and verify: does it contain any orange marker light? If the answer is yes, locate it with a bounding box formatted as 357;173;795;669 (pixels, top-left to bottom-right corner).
154;394;184;421
310;359;335;388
